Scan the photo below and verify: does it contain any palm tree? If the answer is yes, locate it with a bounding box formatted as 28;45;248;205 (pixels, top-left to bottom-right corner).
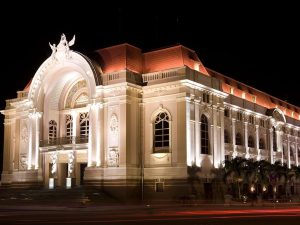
253;160;271;195
223;157;247;199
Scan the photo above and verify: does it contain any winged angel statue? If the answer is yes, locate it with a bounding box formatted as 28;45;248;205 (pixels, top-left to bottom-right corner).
49;34;75;60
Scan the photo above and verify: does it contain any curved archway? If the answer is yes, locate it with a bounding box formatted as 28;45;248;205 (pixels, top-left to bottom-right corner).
28;51;100;110
267;108;286;123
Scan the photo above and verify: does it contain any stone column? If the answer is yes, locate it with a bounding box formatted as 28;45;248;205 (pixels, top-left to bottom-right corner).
1;118;13;183
95;103;102;167
287;135;291;168
269;128;274;164
88;101;98;167
295;137;298;167
278;131;283;164
28;114;33;170
255;125;260;160
186;97;192;166
212;105;219;168
71;110;77;142
195;100;200;166
220;108;225;163
14;119;20;170
244;122;249;158
34;112;42;169
232;119;237;158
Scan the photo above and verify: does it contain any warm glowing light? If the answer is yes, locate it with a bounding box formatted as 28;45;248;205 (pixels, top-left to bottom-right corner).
273;187;277;193
262;186;267;192
242;92;246;99
49;178;54;189
66;178;72;189
250;185;255;192
153;153;168;159
194;63;200;72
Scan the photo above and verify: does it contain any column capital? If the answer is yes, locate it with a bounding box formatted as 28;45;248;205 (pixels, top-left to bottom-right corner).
28;109;42;118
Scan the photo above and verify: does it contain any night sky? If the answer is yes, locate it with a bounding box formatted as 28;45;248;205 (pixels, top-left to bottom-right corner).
0;3;299;172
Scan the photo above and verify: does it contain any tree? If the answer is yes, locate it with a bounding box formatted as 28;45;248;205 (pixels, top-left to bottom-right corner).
223;157;247;199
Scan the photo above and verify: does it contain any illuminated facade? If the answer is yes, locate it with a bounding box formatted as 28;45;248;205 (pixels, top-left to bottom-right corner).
1;34;300;199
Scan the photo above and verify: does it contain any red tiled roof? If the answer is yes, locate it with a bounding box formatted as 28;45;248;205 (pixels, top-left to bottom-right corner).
95;43;142;74
143;45;208;75
207;68;300;120
23;79;32;92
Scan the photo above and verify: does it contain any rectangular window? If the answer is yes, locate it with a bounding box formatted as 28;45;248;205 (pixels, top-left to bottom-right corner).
260;119;265;127
224;108;230;117
155;182;164;192
237;112;243;121
79;112;89;137
154;112;170;153
249;115;254;124
66;115;73;137
202;92;210;103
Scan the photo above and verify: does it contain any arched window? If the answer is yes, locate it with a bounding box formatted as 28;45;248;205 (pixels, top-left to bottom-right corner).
201;115;209;154
49;120;57;141
273;127;277;152
236;133;243;146
154;111;170;153
66;115;73;137
224;129;230;143
259;138;265;149
248;136;254;148
80;112;89;137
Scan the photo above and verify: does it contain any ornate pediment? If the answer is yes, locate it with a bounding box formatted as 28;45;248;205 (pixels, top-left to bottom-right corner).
267;108;286;123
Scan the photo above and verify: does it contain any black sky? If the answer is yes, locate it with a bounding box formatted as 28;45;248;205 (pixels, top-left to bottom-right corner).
0;2;299;169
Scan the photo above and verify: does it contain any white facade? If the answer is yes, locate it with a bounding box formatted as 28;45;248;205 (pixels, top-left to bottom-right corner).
1;34;300;199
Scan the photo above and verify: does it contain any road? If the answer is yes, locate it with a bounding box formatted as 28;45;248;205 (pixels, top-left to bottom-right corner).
1;204;300;224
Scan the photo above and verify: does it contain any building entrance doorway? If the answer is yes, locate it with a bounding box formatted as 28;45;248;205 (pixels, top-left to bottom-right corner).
80;163;87;185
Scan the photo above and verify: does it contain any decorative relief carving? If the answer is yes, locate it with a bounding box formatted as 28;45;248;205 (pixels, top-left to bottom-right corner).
68;151;75;177
108;148;119;167
19;153;27;170
109;113;119;147
50;152;58;177
21;126;29;143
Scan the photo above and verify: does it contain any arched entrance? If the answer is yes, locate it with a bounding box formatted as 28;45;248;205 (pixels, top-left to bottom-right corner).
27;34;101;188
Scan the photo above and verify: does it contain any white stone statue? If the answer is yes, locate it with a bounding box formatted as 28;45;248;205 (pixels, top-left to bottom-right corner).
68;150;75;177
49;42;57;60
57;33;75;59
49;34;76;60
50;151;58;176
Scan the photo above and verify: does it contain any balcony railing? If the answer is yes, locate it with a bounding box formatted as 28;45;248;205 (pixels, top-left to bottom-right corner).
40;136;88;147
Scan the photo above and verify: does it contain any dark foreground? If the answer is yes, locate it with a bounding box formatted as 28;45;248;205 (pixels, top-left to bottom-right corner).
1;204;300;225
1;188;300;224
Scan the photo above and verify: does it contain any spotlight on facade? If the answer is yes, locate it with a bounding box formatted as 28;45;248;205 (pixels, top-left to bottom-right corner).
49;178;54;189
66;178;72;189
